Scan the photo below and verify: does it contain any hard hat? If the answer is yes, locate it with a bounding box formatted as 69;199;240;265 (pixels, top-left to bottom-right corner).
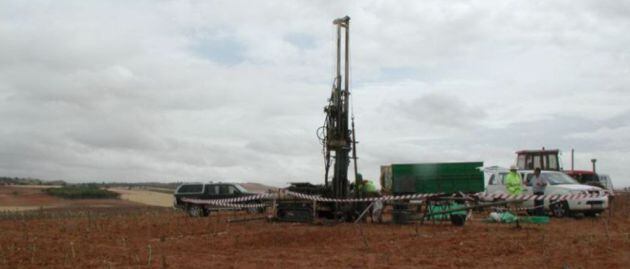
509;165;517;170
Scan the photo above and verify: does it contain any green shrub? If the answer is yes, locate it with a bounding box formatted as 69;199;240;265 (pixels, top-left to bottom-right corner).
44;185;120;199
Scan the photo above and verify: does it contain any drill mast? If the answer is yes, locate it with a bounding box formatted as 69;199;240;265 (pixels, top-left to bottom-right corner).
323;16;356;199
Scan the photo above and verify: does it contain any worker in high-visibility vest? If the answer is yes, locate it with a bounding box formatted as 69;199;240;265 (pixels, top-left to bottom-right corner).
363;180;377;193
505;165;524;195
361;179;382;223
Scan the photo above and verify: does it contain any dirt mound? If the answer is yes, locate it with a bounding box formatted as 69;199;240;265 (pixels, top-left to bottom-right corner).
241;182;278;193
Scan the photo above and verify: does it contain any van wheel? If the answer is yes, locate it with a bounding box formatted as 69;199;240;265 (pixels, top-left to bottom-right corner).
188;205;204;217
550;201;569;218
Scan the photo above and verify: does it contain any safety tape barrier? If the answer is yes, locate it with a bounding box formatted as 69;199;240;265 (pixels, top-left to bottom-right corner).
478;192;605;201
283;190;445;202
181;190;609;208
181;198;268;208
181;193;274;204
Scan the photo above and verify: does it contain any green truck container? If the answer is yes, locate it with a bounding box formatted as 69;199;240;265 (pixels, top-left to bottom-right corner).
380;162;484;195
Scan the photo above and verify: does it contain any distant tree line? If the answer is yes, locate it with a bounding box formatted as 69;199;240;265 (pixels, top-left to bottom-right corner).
44;184;120;199
0;176;66;186
104;182;181;191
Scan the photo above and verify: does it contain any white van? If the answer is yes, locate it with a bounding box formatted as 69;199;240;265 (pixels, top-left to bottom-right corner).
485;168;608;217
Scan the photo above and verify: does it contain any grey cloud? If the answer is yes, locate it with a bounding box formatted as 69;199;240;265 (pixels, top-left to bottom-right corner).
0;1;629;187
397;93;487;128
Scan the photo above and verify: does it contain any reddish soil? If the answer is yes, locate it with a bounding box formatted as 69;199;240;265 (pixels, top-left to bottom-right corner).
0;185;144;209
0;186;60;206
0;194;629;268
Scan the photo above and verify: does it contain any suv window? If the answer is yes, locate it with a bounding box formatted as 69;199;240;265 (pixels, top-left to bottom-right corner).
205;185;219;195
178;184;203;193
219;185;239;195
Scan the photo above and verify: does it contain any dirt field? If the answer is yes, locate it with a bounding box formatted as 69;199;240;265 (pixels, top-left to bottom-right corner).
0;185;145;211
110;188;174;207
0;194;629;268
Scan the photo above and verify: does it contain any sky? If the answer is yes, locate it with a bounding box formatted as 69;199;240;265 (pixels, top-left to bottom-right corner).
1;1;629;187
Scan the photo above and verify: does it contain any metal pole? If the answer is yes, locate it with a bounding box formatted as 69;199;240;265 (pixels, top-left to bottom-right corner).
352;116;359;197
344;19;350;106
343;18;351;199
571;148;575;171
354;202;374;223
336;25;341;87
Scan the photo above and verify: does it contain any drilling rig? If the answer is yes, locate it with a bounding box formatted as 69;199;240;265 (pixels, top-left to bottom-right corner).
324;15;355;200
275;16;361;222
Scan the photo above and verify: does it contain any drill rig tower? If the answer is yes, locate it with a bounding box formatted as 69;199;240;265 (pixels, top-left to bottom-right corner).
323;16;356;199
276;16;359;222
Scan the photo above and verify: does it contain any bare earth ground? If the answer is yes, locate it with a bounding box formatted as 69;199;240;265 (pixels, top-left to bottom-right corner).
0;193;629;268
110;188;174;207
0;185;144;211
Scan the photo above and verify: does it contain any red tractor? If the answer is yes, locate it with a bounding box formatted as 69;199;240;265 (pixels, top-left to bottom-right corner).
515;148;561;171
515;148;608;190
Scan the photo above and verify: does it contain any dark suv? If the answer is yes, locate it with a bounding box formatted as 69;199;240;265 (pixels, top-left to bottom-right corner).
173;182;257;217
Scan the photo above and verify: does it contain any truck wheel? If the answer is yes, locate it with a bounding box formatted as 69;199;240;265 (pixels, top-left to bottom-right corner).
188;205;203;217
550;201;569;218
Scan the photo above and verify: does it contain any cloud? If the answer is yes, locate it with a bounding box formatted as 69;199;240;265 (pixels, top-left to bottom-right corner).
0;1;629;187
397;93;487;128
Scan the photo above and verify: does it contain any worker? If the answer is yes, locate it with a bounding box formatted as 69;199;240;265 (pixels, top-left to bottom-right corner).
355;173;365;196
363;180;377;193
372;198;383;223
505;165;524;215
360;179;382;222
531;168;548;216
505;165;524;195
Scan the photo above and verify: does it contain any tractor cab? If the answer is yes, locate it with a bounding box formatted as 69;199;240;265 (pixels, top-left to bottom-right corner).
515;149;561;171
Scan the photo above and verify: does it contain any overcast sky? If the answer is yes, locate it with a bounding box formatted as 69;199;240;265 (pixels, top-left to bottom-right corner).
1;1;629;187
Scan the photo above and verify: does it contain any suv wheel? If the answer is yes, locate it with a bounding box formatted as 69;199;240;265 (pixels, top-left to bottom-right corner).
188;205;204;217
550;201;569;218
584;211;600;218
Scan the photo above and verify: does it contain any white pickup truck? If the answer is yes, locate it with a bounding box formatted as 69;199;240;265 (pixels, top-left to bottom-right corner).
485;168;608;217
